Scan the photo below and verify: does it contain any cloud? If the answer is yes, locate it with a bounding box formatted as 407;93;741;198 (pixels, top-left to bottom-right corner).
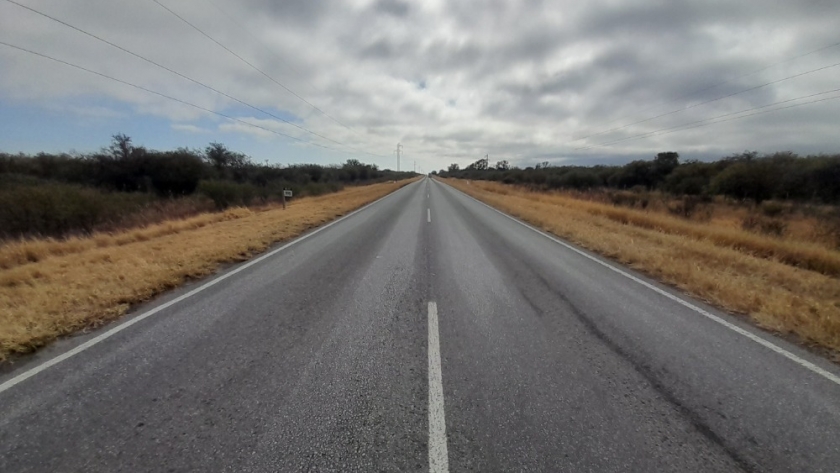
171;123;209;134
1;0;839;170
43;102;126;119
373;0;411;18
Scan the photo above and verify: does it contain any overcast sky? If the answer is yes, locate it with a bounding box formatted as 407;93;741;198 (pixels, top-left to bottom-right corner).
1;0;839;171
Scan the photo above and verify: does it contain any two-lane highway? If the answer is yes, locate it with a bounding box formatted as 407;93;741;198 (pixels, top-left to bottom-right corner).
1;177;839;471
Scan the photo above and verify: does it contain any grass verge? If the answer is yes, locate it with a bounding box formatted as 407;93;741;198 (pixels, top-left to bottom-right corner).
0;179;416;361
443;178;840;359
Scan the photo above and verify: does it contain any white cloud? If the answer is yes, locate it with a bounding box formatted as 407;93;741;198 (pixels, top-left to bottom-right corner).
171;123;209;134
1;0;839;170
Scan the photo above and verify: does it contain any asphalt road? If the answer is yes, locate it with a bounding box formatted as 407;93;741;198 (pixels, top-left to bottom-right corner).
1;177;839;472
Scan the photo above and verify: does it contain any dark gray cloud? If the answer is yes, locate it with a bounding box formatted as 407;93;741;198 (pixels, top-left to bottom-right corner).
239;0;329;26
373;0;411;17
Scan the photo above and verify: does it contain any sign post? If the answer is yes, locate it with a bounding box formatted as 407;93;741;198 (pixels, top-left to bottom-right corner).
282;189;293;209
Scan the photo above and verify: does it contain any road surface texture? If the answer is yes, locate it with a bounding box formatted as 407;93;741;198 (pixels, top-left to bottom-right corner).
1;177;839;472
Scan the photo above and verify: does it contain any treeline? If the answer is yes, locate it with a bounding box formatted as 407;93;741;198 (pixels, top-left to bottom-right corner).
437;151;840;203
0;134;415;239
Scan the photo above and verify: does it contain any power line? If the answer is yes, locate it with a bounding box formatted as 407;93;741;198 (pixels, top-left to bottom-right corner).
204;0;387;146
673;39;840;104
589;87;840;148
151;0;375;150
204;0;321;99
504;40;840;162
575;59;840;148
566;37;840;144
0;40;353;153
579;89;840;149
2;0;375;157
649;95;840;141
576;88;840;150
566;41;840;140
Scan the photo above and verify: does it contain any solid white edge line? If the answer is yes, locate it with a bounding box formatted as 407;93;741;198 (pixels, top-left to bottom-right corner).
428;301;450;473
0;180;421;395
434;179;840;387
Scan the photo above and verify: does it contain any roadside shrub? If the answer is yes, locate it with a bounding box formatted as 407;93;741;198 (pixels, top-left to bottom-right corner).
299;181;343;197
147;151;204;196
667;196;704;219
663;161;715;195
760;201;785;218
0;183;151;238
608;190;649;209
560;170;600;189
816;209;840;249
712;161;778;203
741;214;788;237
198;180;260;209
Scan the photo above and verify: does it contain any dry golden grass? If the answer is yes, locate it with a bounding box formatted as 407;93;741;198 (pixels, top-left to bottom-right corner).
444;179;840;358
0;179;416;360
582;201;840;277
565;189;840;251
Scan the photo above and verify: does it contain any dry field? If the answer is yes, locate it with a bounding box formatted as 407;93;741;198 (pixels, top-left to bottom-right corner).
443;178;840;359
0;179;415;361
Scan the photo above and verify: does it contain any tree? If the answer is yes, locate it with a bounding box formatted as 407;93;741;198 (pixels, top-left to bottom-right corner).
609;160;653;189
147;150;204;196
711;161;776;203
812;160;840;202
448;163;460;173
495;160;510;171
96;134;150;191
108;133;133;160
651;151;680;186
205;142;249;180
663;161;713;195
559;169;600;189
654;152;679;171
467;157;489;171
205;142;233;171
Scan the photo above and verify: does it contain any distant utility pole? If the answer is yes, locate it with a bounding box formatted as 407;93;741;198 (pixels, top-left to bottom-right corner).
414;160;416;173
395;143;402;171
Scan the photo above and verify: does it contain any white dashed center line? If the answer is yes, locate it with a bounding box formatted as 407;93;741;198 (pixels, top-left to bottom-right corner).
427;301;449;472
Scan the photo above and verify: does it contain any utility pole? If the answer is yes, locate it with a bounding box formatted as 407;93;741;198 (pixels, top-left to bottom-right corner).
414;160;416;173
395;143;402;172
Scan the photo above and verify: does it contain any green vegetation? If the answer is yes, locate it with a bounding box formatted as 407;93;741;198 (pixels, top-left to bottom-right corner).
0;134;415;239
438;151;840;204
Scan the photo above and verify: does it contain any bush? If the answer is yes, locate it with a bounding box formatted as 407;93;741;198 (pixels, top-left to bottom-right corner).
147;151;204;196
712;162;777;203
198;180;261;210
741;214;787;237
667;196;704;219
0;183;151;238
559;170;600;189
608;190;649;209
816;209;840;249
760;201;785;218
